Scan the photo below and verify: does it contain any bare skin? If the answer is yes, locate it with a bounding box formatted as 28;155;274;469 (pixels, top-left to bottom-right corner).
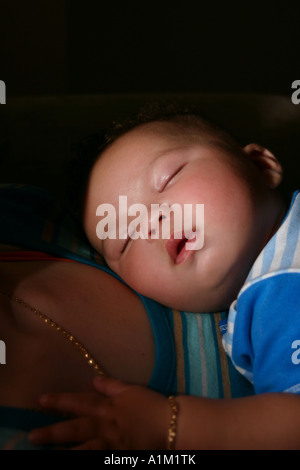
0;243;155;410
29;376;300;450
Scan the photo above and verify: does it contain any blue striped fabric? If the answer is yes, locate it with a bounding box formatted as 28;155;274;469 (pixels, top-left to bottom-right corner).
171;309;253;398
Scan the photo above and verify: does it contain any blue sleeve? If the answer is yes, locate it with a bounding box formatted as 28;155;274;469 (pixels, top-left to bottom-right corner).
232;273;300;394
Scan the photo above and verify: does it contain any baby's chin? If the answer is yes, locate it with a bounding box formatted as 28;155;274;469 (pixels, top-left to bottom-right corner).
156;297;222;314
167;278;243;313
159;293;231;313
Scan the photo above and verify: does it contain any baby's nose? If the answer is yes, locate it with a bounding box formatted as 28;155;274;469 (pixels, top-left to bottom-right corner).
148;213;182;241
148;214;165;237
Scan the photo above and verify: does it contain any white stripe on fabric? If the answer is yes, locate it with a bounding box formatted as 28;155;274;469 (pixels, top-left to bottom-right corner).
289;198;300;268
268;204;293;273
222;302;237;357
222;340;232;356
284;383;300;394
235;364;253;383
247;248;264;281
248;193;300;281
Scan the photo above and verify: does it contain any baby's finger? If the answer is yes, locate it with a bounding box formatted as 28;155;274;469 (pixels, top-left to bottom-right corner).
38;391;101;415
93;375;131;397
29;417;94;446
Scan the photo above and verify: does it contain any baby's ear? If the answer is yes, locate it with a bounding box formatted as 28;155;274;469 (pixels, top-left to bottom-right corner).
243;143;283;189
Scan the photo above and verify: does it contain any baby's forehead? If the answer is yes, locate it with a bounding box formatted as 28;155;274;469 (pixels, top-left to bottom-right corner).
99;127;190;176
93;118;240;187
95;127;235;195
102;121;211;160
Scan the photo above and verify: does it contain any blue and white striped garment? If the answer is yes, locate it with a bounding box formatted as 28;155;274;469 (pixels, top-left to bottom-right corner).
222;190;300;394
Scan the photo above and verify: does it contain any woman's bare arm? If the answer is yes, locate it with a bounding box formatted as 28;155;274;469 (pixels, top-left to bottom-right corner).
0;256;156;408
39;261;157;385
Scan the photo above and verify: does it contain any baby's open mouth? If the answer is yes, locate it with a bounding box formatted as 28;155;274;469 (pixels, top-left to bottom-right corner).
177;238;188;254
165;234;196;264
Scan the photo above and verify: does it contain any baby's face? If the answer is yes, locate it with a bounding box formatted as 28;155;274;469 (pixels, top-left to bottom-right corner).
84;123;280;312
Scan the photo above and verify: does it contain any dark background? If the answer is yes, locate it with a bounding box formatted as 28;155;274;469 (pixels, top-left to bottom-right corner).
1;0;300;98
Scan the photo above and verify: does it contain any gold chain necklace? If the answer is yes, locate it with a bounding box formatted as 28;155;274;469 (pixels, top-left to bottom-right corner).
0;290;105;376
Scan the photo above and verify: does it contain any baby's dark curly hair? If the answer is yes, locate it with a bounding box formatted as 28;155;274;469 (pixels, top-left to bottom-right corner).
66;100;240;217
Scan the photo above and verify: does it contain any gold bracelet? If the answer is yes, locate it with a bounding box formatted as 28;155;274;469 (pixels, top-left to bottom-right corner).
167;395;179;450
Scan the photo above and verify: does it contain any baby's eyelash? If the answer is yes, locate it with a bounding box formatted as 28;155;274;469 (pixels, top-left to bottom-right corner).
161;164;186;191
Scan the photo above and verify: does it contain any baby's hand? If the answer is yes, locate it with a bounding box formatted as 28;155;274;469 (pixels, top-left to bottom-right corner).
29;388;115;450
29;376;169;450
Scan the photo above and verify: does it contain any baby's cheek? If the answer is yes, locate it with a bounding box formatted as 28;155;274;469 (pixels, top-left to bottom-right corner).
120;251;157;294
